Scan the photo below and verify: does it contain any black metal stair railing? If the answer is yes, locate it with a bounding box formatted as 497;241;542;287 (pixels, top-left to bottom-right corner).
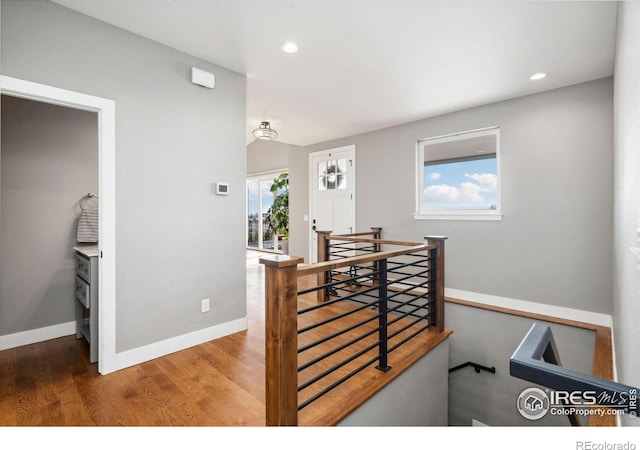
449;361;496;375
260;229;447;425
295;240;437;411
510;323;639;425
323;232;381;296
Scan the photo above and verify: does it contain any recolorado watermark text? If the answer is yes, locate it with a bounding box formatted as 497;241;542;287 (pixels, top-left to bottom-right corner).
576;442;636;450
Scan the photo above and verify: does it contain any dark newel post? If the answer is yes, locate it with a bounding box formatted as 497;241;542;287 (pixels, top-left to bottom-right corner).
260;254;304;426
425;236;447;333
371;227;382;247
316;230;332;302
376;258;391;372
371;227;382;284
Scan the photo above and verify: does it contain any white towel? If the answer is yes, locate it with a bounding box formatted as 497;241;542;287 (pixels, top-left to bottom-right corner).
77;209;99;243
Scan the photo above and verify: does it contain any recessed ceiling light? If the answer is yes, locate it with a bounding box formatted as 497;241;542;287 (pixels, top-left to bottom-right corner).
281;41;299;53
530;72;547;80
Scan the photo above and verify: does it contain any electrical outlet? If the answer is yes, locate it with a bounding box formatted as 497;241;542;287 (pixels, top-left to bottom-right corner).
201;298;210;313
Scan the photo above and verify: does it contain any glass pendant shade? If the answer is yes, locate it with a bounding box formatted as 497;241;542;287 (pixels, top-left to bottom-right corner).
252;121;278;140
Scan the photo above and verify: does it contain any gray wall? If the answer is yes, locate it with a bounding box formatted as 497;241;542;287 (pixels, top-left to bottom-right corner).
295;79;613;314
446;304;594;426
1;0;247;352
247;138;290;175
613;1;640;427
338;338;449;426
0;95;98;335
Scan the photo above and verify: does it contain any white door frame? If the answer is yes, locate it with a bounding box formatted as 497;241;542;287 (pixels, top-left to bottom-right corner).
0;76;117;374
308;145;356;262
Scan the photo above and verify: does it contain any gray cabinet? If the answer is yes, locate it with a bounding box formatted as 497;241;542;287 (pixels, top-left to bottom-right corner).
74;247;98;363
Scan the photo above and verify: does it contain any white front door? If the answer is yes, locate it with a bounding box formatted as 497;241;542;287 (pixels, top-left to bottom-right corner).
309;145;356;263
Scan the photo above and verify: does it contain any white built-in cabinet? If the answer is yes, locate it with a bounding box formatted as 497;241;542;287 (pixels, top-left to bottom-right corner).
74;247;98;363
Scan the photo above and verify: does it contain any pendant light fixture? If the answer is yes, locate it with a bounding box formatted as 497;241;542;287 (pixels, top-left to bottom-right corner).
252;121;278;140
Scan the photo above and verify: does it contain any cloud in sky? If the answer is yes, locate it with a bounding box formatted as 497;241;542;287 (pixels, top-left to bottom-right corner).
424;172;496;206
428;172;442;181
465;172;497;191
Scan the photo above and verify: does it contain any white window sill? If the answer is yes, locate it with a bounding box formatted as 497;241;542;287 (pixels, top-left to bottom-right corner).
413;212;503;221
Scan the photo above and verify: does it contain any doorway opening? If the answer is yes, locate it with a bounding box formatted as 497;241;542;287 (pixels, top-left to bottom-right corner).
247;170;288;253
0;94;98;360
0;76;116;374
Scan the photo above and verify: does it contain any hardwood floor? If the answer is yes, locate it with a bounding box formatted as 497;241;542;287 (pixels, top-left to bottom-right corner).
0;259;270;426
0;249;447;427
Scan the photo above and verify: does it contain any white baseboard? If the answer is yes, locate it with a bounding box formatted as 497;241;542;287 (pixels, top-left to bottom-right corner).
105;316;248;374
0;317;248;377
445;288;613;328
0;321;76;351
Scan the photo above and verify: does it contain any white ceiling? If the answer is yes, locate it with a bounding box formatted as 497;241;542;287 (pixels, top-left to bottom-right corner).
51;0;618;147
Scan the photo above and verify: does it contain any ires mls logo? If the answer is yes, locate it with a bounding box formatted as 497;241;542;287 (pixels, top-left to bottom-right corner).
517;387;550;420
517;387;638;420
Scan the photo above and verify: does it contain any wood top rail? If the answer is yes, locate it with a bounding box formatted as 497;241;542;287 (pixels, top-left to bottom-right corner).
297;243;431;277
328;236;432;247
331;231;381;238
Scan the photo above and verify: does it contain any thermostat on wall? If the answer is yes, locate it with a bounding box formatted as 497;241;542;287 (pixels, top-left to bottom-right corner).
216;183;229;195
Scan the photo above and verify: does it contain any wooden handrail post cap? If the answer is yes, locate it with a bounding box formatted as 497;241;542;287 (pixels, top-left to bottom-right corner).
424;235;448;242
259;254;304;268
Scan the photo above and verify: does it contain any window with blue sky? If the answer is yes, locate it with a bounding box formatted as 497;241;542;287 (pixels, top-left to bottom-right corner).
417;127;501;219
424;156;498;210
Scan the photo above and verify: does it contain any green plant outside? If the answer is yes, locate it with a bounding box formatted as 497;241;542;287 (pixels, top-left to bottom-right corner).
265;172;289;239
